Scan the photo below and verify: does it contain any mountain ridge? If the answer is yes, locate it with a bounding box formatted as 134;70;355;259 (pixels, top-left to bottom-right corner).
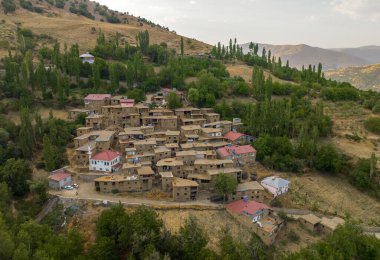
241;42;380;70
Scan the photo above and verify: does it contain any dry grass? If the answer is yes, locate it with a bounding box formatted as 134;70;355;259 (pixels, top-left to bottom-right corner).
6;107;68;125
0;3;211;57
250;164;380;225
324;101;380;159
157;209;251;253
226;62;297;85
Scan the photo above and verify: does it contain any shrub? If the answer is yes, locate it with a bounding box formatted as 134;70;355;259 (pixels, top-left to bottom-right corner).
2;0;16;14
111;189;119;194
287;230;300;243
364;117;380;134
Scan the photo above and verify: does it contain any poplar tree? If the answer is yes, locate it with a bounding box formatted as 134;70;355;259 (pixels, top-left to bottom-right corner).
180;37;184;56
19;107;34;159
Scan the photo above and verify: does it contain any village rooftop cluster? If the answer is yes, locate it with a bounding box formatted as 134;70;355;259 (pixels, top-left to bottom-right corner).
47;91;344;245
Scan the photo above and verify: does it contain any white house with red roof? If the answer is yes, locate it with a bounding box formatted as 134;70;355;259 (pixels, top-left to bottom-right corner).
217;144;256;165
48;168;72;190
224;131;253;145
90;150;121;172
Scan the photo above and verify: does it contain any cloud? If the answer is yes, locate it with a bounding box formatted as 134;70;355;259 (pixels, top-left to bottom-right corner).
330;0;380;21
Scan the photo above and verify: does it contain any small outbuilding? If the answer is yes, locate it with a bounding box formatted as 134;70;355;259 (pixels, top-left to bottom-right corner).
48;168;72;190
299;214;321;232
80;52;95;64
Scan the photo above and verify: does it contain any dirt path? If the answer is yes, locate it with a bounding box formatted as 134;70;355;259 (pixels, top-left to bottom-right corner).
35;197;59;223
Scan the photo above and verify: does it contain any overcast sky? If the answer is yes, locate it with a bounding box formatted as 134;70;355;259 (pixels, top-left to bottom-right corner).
96;0;380;48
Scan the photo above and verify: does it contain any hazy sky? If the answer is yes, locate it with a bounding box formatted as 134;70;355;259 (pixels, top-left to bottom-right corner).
96;0;380;48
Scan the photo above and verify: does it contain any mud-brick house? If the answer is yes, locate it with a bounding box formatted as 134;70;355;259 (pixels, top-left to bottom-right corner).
203;121;233;135
94;175;142;193
299;214;321;232
226;199;283;245
319;217;345;235
84;94;111;114
68;109;90;121
217;144;256;166
160;172;174;192
137;166;155;191
229;181;266;203
157;158;185;178
89;150;121;172
86;114;106;130
172;178;198;201
224;131;253;145
141;116;178;131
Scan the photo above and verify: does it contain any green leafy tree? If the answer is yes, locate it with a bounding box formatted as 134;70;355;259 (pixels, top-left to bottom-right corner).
0;159;32;196
19;107;34;159
313;144;343;174
30;178;48;204
166;92;182;109
180;36;184;56
213;173;238;202
178;216;209;260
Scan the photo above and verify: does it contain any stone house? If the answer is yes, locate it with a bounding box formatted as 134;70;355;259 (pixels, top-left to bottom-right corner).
160;172;174;192
229;181;266;203
84;94;111;114
157;158;185;178
172;178;198;201
94;175;142;193
217;144;256;166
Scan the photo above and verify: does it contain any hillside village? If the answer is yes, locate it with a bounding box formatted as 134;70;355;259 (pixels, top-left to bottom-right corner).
1;0;380;258
47;88;346;245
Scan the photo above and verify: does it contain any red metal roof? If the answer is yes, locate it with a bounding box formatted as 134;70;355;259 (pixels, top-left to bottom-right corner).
226;199;270;215
91;150;120;161
48;172;71;182
85;94;111;101
218;145;256;157
224;131;246;141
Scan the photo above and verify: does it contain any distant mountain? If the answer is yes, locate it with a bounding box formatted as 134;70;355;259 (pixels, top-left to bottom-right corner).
325;64;380;91
241;43;378;70
330;46;380;64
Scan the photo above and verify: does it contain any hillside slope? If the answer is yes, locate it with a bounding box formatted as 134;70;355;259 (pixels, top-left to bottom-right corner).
0;0;211;57
325;64;380;91
241;43;370;70
331;46;380;64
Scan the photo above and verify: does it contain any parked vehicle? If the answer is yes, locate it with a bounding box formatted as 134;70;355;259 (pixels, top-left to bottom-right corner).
64;185;74;190
73;184;79;189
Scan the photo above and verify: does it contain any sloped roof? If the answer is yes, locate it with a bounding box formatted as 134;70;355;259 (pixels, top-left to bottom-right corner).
92;150;120;161
84;94;111;101
224;131;246;141
226;199;270;215
48;172;71;182
218;145;256;157
261;176;290;189
80;53;94;58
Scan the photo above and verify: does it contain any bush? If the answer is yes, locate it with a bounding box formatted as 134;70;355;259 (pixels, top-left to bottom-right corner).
111;189;119;194
364;117;380;134
313;145;343;174
2;0;16;13
287;230;300;243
